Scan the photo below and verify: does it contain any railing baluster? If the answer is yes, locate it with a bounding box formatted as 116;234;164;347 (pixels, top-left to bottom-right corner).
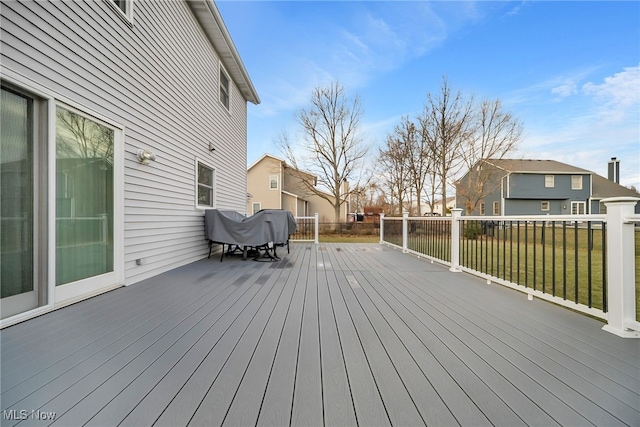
563;222;567;300
552;221;556;297
602;223;607;312
533;221;537;291
587;221;593;307
574;221;579;304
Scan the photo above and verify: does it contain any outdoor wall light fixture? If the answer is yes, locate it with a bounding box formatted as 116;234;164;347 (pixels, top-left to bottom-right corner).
136;149;157;165
208;141;216;152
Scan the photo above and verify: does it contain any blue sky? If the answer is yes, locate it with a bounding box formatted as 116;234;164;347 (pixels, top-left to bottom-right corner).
217;0;640;189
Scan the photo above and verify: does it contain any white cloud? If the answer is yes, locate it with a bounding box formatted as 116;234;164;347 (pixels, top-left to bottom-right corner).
581;64;640;123
551;82;577;98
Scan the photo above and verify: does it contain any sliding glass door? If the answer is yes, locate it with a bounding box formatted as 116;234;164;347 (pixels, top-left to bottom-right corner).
1;87;38;318
54;105;115;299
1;83;122;321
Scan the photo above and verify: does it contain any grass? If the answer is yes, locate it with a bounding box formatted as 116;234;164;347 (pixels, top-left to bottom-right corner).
385;224;640;321
317;234;379;243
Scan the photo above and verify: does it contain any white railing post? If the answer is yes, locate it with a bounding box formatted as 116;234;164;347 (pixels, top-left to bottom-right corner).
402;211;409;253
602;197;640;338
379;212;385;244
314;212;319;244
449;208;462;272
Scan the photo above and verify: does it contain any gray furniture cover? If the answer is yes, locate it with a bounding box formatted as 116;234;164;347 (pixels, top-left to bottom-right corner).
204;209;297;247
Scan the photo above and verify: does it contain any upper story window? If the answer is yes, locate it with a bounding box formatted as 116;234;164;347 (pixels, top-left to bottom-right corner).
252;202;261;215
219;67;230;110
269;174;279;190
479;202;485;215
197;161;215;208
544;175;554;188
493;201;500;215
110;0;134;22
571;175;583;190
541;201;550;211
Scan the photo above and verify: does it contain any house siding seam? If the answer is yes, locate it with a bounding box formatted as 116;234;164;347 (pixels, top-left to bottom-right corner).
1;0;251;286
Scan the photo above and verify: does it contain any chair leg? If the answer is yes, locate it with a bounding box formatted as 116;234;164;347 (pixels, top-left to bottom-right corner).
220;243;225;262
208;241;212;259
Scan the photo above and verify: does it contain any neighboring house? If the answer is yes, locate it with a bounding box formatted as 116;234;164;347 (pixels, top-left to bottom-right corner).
0;0;259;326
422;197;456;216
247;154;350;222
456;159;640;216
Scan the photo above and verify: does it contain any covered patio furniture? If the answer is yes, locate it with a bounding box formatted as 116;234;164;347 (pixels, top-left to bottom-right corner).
204;209;297;261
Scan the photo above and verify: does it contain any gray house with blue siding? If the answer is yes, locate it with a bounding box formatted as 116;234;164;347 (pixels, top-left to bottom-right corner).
456;159;640;216
1;0;259;327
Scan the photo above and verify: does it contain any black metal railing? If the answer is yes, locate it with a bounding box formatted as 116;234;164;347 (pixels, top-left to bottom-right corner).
291;217;316;241
407;218;452;262
458;219;607;312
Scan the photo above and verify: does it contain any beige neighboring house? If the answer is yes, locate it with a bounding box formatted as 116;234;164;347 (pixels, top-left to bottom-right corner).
247;154;350;222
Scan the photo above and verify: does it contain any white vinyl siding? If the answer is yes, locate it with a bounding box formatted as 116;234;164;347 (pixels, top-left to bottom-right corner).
109;0;134;22
0;0;249;286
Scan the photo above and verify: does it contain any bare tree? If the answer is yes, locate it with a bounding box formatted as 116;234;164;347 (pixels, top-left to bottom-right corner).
56;108;114;162
378;131;411;215
456;99;523;213
423;77;475;207
278;82;369;222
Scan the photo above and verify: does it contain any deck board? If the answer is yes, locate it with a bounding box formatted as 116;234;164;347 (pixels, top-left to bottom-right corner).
1;243;639;427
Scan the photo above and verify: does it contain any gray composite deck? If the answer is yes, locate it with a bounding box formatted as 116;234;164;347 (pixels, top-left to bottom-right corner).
1;243;639;427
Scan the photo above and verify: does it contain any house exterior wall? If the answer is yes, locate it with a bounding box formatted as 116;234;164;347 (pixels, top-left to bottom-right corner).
1;1;252;294
508;173;591;201
247;156;282;212
247;155;349;222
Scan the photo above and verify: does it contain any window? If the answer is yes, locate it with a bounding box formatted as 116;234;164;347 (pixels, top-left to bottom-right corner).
252;202;261;215
197;161;215;207
269;174;278;190
219;67;230;110
479;202;485;215
571;201;586;215
492;202;499;215
545;175;554;188
541;201;550;211
109;0;133;22
571;175;583;190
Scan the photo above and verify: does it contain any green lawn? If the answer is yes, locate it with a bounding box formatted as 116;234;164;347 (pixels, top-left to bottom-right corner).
385;224;640;321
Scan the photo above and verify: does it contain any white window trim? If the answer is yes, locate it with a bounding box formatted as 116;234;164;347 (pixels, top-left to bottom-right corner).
219;65;231;112
195;158;216;210
571;175;583;190
106;0;135;25
544;175;554;188
541;201;550;211
53;100;125;302
252;202;261;215
479;202;485;215
269;174;279;190
571;201;586;215
492;201;499;215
